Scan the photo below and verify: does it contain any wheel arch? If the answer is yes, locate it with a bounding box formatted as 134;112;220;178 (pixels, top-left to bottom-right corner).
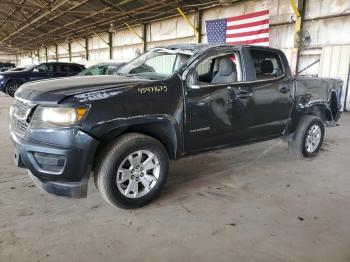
5;78;26;94
92;116;182;169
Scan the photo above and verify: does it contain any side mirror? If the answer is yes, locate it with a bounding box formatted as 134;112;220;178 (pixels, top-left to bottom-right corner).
186;70;200;89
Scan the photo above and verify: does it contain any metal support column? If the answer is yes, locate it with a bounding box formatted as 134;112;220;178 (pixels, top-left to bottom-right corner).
68;42;72;62
289;0;305;75
125;22;145;53
45;47;48;62
197;10;203;43
55;45;58;62
109;31;113;60
142;23;147;52
176;7;200;43
85;37;89;61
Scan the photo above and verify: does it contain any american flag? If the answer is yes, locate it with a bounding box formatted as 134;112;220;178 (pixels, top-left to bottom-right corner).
206;10;269;46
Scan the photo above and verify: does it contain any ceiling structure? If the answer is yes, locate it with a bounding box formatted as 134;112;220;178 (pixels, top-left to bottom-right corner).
0;0;223;53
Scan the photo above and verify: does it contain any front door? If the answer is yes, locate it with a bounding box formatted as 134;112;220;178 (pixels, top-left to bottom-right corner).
30;63;53;81
184;50;252;153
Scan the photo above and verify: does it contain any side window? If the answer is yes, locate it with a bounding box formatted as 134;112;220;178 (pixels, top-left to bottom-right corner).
249;49;284;80
71;65;83;73
106;65;119;75
193;52;241;85
196;58;214;83
33;64;48;73
62;65;76;74
61;65;70;73
47;64;57;73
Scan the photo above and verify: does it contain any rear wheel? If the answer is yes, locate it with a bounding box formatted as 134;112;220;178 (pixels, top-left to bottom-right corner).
5;81;21;97
288;115;325;158
95;133;169;209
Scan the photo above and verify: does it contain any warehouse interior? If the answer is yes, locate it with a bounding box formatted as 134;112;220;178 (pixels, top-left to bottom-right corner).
1;0;349;108
0;0;350;261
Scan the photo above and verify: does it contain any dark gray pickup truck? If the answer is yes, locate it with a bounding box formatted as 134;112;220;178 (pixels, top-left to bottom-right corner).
10;44;342;208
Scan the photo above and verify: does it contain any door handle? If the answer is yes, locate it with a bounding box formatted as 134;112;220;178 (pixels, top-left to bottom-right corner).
235;90;253;99
279;86;290;94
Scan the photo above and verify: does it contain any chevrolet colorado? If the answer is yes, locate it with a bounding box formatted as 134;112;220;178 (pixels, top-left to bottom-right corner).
10;44;343;208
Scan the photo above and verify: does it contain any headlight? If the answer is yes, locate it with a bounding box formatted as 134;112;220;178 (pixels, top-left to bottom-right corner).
30;106;88;128
0;75;4;79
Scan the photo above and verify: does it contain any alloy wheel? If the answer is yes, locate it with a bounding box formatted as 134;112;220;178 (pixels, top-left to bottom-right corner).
116;150;160;198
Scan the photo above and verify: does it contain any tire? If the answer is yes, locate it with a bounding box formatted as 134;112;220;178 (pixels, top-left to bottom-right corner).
5;81;21;97
95;133;169;209
288;115;325;158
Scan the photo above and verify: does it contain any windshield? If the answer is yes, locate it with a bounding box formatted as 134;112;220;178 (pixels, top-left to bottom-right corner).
23;65;37;71
117;48;193;80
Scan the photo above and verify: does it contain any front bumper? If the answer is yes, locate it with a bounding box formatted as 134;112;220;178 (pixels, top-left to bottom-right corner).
11;127;99;198
28;171;89;198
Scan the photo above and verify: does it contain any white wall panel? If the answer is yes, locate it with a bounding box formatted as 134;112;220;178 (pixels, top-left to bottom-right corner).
114;27;143;46
39;48;46;63
57;44;69;61
113;44;143;63
89;48;109;63
270;24;294;49
147;15;196;42
319;45;350;109
146;36;196;49
89;33;109;50
0;52;17;64
305;0;350;19
281;48;293;67
303;16;350;47
71;39;87;64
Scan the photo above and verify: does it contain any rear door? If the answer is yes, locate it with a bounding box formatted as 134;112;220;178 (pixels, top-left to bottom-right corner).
64;64;83;76
243;48;294;138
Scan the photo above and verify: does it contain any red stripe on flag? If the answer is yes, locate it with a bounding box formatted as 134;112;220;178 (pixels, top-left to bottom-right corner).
227;37;269;45
227;19;269;30
227;10;269;22
226;28;269;38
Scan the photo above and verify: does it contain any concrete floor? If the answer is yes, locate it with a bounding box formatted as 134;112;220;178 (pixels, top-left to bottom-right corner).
0;92;349;262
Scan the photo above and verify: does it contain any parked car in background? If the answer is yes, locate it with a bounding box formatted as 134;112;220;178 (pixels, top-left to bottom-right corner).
0;62;85;96
7;67;26;72
78;62;125;76
0;62;16;72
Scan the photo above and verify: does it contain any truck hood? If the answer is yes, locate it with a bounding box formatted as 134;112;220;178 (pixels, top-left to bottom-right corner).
15;75;153;103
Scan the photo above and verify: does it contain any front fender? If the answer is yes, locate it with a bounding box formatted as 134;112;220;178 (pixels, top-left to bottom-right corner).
90;114;183;159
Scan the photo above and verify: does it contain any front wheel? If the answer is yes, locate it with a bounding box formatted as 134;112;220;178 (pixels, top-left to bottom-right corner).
5;81;21;97
288;115;325;158
95;133;169;209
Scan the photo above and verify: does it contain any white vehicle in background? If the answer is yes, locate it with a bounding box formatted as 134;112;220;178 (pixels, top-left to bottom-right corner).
79;62;125;76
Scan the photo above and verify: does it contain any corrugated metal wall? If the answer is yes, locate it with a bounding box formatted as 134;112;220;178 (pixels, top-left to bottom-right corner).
319;45;350;108
0;52;17;64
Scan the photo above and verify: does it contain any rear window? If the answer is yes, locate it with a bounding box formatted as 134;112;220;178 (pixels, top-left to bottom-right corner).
249;49;284;80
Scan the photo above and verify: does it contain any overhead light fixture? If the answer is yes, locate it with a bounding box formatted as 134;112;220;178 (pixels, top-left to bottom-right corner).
109;23;115;33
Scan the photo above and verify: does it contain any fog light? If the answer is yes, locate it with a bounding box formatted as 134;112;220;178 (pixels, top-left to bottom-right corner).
33;152;66;173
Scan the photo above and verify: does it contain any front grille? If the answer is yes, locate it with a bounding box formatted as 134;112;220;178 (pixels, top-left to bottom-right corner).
11;98;34;136
14;99;31;118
